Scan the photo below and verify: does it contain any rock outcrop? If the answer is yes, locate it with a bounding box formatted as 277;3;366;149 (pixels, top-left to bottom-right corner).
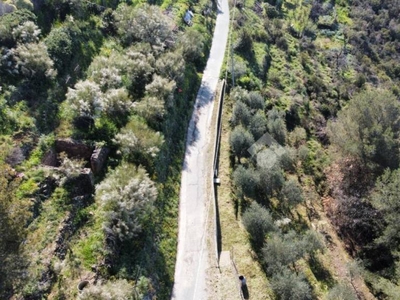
91;147;110;175
55;138;93;161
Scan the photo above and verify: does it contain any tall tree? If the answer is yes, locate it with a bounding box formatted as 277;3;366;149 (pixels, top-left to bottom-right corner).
328;89;400;170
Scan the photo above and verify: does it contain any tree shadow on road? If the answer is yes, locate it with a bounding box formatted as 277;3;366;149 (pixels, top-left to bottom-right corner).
182;82;216;171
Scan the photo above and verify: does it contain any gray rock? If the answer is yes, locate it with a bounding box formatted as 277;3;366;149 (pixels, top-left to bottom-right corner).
0;2;15;16
41;149;58;167
55;138;93;160
91;147;110;175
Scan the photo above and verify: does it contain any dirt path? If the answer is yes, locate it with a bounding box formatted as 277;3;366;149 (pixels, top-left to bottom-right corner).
171;1;230;299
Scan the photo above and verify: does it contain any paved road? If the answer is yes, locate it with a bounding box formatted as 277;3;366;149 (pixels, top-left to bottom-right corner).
171;1;230;299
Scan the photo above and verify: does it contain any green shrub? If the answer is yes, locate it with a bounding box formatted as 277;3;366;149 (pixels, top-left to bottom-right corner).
242;201;277;248
231;101;251;127
233;165;260;199
270;268;312;300
280;179;304;209
96;163;157;241
326;284;357;300
229;125;254;162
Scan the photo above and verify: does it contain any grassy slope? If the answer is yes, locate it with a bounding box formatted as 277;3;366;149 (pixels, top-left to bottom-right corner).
0;1;217;299
217;0;379;298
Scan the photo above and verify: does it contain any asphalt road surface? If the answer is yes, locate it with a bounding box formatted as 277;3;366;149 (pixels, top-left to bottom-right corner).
171;1;230;299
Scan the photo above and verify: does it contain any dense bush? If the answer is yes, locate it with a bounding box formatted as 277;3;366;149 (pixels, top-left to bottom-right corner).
280;179;304;209
78;279;134;300
233;165;260;199
0;9;36;47
328;89;400;171
242;201;277;248
326;284;357;300
230;125;254;162
96;164;157;242
113;116;164;164
114;4;175;48
270;268;312;300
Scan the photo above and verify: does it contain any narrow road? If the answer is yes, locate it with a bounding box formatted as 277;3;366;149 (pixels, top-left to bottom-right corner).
171;1;230;299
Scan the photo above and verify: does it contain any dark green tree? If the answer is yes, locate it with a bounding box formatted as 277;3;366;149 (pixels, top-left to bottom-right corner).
250;110;268;140
328;89;400;170
230;125;254;162
270;268;312;300
371;168;400;249
231;101;251;127
267;108;287;145
242;201;277;248
233;165;260;198
280;179;304;209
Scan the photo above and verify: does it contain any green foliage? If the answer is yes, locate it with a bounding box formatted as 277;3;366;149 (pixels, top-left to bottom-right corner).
280;179;304;209
76;229;105;269
270;268;312;300
229;125;254;161
231;101;251;127
267;108;287;145
326;284;357;300
96;163;157;241
45;26;73;71
233;165;259;199
328;89;400;171
115;4;174;48
78;279;135;300
113;116;164;165
371;168;400;249
242;201;277;248
0;9;36;47
0;164;30;298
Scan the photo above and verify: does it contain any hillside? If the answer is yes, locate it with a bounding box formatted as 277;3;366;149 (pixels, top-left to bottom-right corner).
224;0;400;299
1;0;400;299
0;0;216;298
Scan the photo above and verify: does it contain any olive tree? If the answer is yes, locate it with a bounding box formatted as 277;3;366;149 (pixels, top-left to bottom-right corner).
262;231;304;274
270;268;312;300
250;110;268;140
242;201;277;248
66;80;132;119
230;125;254;162
267;108;287;145
145;74;176;108
113;116;164;162
177;28;205;63
233;165;260;198
13;42;56;79
231;101;251;127
280;179;304;209
115;4;175;48
96;164;157;241
12;21;40;43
